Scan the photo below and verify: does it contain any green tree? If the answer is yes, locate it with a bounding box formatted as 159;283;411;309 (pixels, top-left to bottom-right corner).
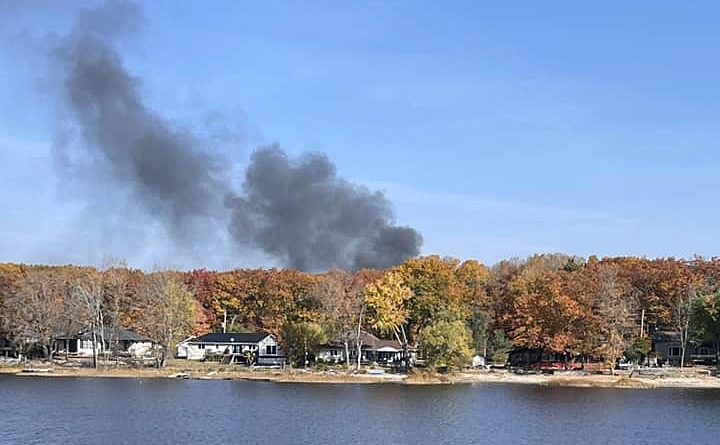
488;330;513;364
469;307;492;356
625;336;651;364
418;319;473;371
284;321;327;367
694;281;720;371
396;256;467;338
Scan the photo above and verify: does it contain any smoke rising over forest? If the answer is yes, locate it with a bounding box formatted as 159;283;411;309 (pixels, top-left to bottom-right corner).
48;0;421;271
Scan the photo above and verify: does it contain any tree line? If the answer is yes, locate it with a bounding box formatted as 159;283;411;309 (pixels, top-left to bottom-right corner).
1;254;719;371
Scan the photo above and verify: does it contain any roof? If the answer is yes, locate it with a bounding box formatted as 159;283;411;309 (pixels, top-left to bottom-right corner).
188;332;271;344
360;331;417;350
321;331;416;351
652;330;680;342
57;329;152;342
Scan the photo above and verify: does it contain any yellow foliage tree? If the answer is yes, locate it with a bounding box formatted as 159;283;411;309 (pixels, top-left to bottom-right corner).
365;271;413;369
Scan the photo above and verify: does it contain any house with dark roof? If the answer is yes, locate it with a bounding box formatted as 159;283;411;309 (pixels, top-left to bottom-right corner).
318;331;417;366
55;328;155;358
652;330;718;366
176;332;284;366
0;335;17;358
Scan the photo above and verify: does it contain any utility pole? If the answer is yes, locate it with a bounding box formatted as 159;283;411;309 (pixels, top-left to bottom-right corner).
640;308;645;337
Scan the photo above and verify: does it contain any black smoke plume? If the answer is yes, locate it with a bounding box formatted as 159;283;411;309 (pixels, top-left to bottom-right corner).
53;0;227;242
50;0;422;271
227;146;422;271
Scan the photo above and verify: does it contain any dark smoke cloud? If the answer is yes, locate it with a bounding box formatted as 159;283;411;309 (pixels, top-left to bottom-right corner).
53;0;227;241
49;0;422;271
227;146;422;271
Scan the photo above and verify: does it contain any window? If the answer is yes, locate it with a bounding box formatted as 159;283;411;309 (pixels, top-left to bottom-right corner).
266;345;277;355
669;347;681;357
198;344;205;350
698;347;712;355
331;349;338;356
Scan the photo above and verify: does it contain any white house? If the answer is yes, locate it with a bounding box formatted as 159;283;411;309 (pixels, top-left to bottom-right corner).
55;329;155;358
176;332;284;366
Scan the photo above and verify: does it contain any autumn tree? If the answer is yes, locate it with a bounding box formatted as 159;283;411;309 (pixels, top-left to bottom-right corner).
4;267;74;359
456;260;491;356
212;269;320;339
138;272;198;368
0;263;24;349
672;285;699;368
184;268;218;332
486;259;522;334
315;269;367;368
594;265;636;374
396;256;466;337
103;263;128;355
69;268;107;368
509;271;583;355
365;271;413;370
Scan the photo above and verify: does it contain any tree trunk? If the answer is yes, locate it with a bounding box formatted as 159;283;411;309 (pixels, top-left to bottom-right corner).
355;305;365;372
397;325;409;372
98;312;106;368
344;339;350;368
680;345;687;369
403;343;409;372
91;326;98;369
355;336;363;371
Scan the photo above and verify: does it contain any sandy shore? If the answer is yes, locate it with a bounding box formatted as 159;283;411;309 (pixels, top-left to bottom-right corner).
0;365;404;384
2;364;719;389
452;371;720;389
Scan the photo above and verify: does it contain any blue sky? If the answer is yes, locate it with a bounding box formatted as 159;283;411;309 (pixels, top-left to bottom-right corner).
1;1;720;269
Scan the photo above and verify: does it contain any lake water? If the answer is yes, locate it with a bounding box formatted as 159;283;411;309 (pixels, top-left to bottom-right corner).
1;375;720;444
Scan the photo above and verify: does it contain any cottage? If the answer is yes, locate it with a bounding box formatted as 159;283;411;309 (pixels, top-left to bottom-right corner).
318;331;417;366
508;348;582;371
0;335;17;358
652;330;718;366
55;329;154;358
176;332;284;366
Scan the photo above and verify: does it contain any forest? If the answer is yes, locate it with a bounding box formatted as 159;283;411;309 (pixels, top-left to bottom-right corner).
1;254;719;371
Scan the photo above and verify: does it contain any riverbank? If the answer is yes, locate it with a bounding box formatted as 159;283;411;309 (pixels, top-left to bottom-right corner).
2;362;719;388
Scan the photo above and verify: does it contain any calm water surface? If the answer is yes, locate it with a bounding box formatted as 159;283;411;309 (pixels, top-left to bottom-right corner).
1;374;719;444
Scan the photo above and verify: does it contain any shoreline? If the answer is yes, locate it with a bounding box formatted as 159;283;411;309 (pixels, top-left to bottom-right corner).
2;365;719;389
